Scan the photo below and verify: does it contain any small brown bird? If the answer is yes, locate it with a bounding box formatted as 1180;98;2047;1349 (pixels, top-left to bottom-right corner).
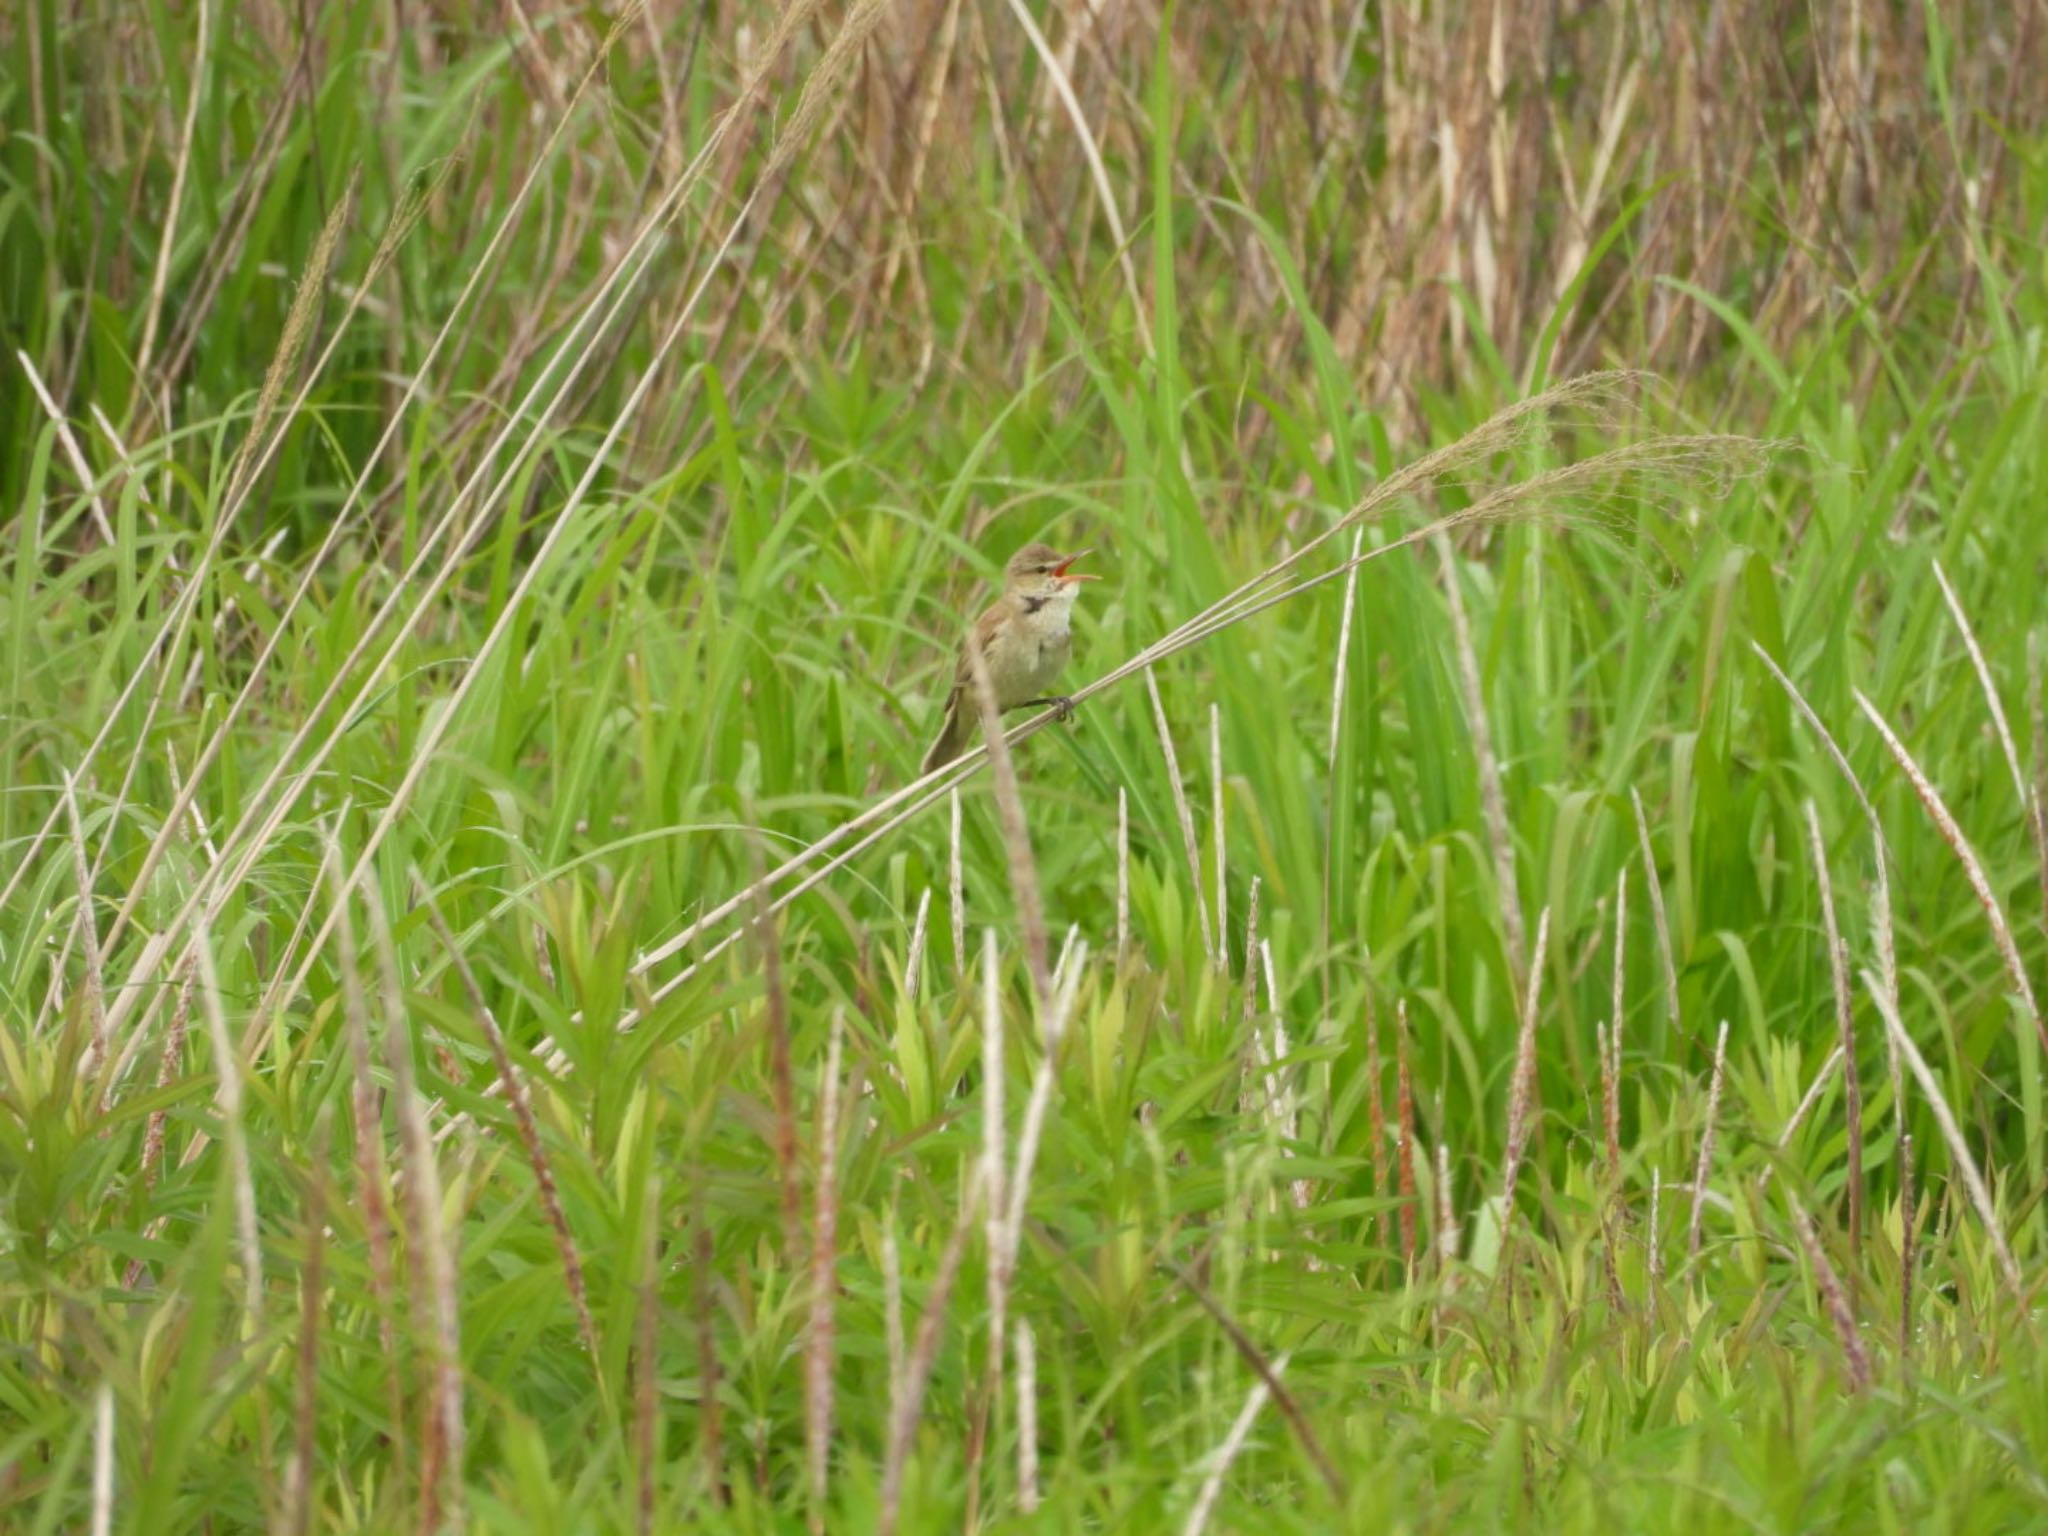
920;542;1098;774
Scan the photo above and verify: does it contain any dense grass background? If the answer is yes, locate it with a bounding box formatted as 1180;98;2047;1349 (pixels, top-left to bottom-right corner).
5;1;2048;1530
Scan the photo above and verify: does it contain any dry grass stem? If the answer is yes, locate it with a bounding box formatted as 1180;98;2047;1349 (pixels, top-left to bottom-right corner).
1015;1319;1039;1513
968;636;1052;1010
1855;688;2044;1052
1326;529;1366;763
806;1018;846;1532
1649;1168;1665;1288
753;888;804;1261
904;887;931;1003
1148;669;1216;965
1899;1131;1918;1361
1182;1354;1290;1536
1687;1020;1730;1264
1608;868;1627;1181
1866;974;2023;1297
91;1381;113;1536
61;772;110;1090
1116;786;1130;967
1437;533;1526;980
1804;801;1863;1251
950;787;966;979
1500;907;1553;1229
1630;791;1683;1039
1436;1143;1459;1272
1396;1001;1418;1270
1240;877;1264;1029
1933;559;2028;807
1211;703;1229;972
193;931;261;1325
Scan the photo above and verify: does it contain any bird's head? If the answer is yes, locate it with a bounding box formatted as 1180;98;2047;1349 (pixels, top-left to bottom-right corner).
1003;542;1097;598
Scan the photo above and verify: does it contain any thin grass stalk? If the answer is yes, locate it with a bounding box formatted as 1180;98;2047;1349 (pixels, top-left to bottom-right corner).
1608;868;1627;1180
1500;907;1553;1230
284;1113;329;1536
1015;1319;1039;1513
1804;801;1863;1252
1630;791;1683;1040
1865;974;2023;1297
362;891;463;1528
1751;644;1899;1010
1002;953;1086;1271
1933;559;2028;806
1148;669;1215;965
878;1169;986;1536
806;1019;845;1534
1116;786;1130;968
1211;703;1228;972
1240;878;1263;1029
1395;1002;1418;1271
1686;1021;1731;1265
967;637;1052;1010
636;1171;661;1536
950;787;966;980
61;772;109;1089
193;931;261;1325
1364;982;1389;1257
1436;533;1526;981
90;1381;113;1536
417;881;597;1363
1787;1196;1870;1392
1899;1130;1917;1363
905;888;931;1004
1182;1354;1290;1536
128;0;212;398
977;927;1007;1518
1649;1168;1664;1288
1854;689;2045;1052
1757;1046;1845;1198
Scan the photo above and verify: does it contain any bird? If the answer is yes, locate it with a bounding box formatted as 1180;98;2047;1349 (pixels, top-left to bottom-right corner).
920;542;1098;775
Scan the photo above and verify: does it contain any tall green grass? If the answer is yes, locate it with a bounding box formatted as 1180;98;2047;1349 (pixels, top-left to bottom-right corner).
4;2;2048;1531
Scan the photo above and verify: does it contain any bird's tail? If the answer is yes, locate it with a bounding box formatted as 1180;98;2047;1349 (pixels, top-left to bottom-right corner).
920;688;970;775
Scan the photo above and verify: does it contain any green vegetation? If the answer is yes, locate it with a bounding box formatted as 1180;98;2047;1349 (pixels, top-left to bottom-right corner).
5;2;2048;1530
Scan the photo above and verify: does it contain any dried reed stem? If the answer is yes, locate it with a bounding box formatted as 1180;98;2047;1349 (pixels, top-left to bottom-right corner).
1500;907;1552;1229
1855;689;2045;1053
1757;1046;1844;1199
1182;1354;1291;1536
1148;669;1215;964
1437;533;1526;980
1015;1319;1040;1513
1866;975;2023;1297
90;1381;113;1536
1686;1020;1730;1265
1804;801;1863;1252
1630;791;1683;1039
806;1019;846;1532
968;636;1052;1011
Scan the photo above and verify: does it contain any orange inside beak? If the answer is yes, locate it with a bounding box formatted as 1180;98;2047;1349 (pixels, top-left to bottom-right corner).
1053;548;1099;582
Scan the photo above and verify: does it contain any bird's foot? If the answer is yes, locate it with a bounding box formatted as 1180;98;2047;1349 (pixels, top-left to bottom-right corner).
1025;695;1078;724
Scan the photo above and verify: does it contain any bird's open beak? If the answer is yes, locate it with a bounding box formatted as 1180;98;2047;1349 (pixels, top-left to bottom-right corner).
1053;548;1099;582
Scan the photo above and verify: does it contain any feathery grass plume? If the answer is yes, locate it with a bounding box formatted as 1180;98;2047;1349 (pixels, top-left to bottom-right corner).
1855;688;2045;1053
1015;1319;1039;1514
1804;801;1863;1252
193;930;261;1326
415;876;598;1365
1598;1021;1621;1185
1395;1000;1419;1269
1787;1197;1870;1393
90;1380;114;1536
284;1112;330;1536
61;772;109;1091
967;635;1052;1010
1757;1046;1845;1199
1182;1353;1292;1536
1687;1021;1731;1265
1751;643;1899;1011
1865;974;2023;1297
950;787;966;980
635;1171;661;1536
806;1018;845;1535
1148;668;1216;966
878;1169;986;1536
1436;532;1526;982
1500;907;1553;1232
1630;792;1684;1043
751;874;804;1263
1167;1261;1346;1505
1933;559;2029;808
362;888;464;1529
